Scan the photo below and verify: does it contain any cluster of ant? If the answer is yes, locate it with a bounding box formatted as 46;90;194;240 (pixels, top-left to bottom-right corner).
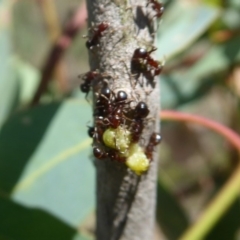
79;0;164;175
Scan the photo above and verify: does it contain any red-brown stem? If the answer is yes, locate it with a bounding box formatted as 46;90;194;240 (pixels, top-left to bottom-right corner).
30;3;87;106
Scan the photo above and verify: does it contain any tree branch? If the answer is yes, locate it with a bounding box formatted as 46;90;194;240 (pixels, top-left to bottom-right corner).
85;0;161;239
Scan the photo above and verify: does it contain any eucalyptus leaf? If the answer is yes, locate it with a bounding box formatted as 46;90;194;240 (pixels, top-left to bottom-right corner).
0;196;76;240
157;180;189;240
0;4;19;129
157;1;220;59
0;102;61;193
205;177;240;240
12;100;94;227
161;35;240;108
205;198;240;240
13;57;40;105
0;100;95;228
73;233;93;240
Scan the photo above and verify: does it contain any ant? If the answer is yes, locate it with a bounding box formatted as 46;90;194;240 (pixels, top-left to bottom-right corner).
107;91;129;128
147;0;164;20
130;102;150;142
88;125;105;143
93;146;107;159
145;132;161;161
86;22;109;49
131;48;151;74
93;88;139;160
107;106;125;128
94;85;113;117
145;55;163;76
131;47;162;80
79;70;100;98
88;126;95;138
93;146;126;162
131;120;144;142
107;149;126;162
95;87;130;128
134;101;150;118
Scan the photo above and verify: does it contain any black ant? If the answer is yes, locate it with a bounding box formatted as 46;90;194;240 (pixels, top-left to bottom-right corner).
130;102;150;142
145;132;161;161
94;86;113;117
131;47;162;80
106;91;128;128
88;126;95;138
79;71;100;98
93;146;126;162
95;88;130;128
107;106;125;128
93;146;107;159
88;125;105;144
134;101;150;118
131;120;144;142
97;85;112;103
147;0;164;20
131;48;151;74
107;149;126;162
86;22;109;49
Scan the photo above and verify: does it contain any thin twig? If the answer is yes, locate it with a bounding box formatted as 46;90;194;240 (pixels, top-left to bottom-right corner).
30;3;87;106
37;0;68;93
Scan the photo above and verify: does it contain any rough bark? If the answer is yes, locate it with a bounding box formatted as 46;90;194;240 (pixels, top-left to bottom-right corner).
85;0;160;239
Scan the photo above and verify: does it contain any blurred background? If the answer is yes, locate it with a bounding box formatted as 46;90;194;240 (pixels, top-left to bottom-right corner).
1;0;240;239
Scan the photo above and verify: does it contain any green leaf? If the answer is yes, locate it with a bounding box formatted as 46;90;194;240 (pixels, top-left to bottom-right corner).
0;195;76;240
187;35;240;76
0;3;19;129
0;102;61;193
156;180;189;240
13;57;40;105
205;198;240;240
73;233;93;240
205;177;240;240
161;35;240;108
0;100;95;227
222;8;240;30
157;1;220;59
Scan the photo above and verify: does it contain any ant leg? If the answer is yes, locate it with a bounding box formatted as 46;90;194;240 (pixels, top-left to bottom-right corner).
119;60;136;88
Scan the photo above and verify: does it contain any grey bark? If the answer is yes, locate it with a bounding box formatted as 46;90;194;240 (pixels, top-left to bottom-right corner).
85;0;160;239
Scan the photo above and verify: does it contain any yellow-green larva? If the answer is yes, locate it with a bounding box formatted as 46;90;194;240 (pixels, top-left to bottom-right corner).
126;143;149;175
102;126;150;175
103;126;131;154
